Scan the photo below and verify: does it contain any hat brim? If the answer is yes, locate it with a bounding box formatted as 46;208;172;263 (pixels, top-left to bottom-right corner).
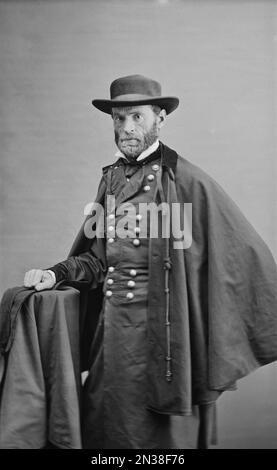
92;96;179;115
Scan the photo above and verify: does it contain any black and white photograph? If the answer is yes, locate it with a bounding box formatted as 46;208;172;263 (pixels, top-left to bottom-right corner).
0;0;276;452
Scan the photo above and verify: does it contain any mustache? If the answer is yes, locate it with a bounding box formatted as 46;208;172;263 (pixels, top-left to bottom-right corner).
121;140;140;145
114;132;141;144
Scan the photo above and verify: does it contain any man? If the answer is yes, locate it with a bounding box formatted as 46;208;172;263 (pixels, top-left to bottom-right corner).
4;75;277;449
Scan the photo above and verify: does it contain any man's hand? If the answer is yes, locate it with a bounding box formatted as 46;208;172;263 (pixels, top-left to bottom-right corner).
24;269;55;291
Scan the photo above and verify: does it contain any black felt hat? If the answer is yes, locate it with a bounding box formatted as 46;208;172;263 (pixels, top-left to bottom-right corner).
92;74;179;115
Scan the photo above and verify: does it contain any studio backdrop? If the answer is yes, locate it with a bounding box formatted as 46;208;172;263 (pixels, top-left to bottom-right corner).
0;0;276;448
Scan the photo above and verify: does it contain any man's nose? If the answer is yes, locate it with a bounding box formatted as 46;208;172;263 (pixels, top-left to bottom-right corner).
123;117;135;133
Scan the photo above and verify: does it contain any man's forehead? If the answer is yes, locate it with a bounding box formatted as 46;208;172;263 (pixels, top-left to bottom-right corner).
111;105;153;116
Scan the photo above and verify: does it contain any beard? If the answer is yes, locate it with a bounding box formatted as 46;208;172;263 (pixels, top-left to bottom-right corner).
114;120;159;160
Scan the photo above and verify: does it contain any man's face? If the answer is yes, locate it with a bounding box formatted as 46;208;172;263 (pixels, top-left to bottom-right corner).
112;105;166;160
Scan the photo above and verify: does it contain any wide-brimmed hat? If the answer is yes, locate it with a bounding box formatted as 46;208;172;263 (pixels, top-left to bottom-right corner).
92;74;179;115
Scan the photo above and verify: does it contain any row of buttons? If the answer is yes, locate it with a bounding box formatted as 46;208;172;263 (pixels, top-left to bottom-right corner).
107;211;143;246
107;278;135;288
143;165;158;192
126;164;159;183
107;237;141;246
106;267;137;300
108;214;143;221
106;290;134;299
131;169;156;244
108;267;137;276
106;164;159;245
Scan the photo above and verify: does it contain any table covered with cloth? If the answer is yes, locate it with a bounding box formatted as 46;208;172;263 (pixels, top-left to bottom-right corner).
0;286;82;449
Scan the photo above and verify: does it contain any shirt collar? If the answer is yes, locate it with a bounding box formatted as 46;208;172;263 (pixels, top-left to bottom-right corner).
115;139;160;162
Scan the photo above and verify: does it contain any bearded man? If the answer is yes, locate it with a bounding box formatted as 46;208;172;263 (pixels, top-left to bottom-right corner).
1;74;277;449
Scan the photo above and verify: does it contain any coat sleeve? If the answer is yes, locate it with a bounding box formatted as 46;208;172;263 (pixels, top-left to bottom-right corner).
48;245;107;287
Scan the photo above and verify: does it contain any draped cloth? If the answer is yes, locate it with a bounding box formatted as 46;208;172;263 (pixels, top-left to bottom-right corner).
0;286;82;449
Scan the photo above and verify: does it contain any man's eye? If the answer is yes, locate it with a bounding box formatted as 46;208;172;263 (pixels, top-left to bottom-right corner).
135;114;142;120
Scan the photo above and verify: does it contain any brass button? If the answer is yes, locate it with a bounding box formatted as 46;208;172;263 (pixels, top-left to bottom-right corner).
143;185;150;192
133;238;140;246
136;214;142;221
127;280;135;288
108;266;115;273
106;290;113;297
152;164;160;172
126;292;134;300
107;278;114;285
147;174;155;181
108;214;115;220
130;269;137;277
134;227;141;234
108;226;114;232
108;238;114;243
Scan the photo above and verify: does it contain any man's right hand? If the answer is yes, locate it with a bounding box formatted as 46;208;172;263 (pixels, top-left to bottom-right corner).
24;269;55;291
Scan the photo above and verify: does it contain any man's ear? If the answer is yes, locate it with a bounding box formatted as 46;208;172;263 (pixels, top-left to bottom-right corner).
158;109;167;129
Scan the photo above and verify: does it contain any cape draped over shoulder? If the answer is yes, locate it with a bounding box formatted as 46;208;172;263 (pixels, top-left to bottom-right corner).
67;143;277;415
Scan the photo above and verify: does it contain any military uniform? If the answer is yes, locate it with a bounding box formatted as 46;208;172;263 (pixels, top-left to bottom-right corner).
82;145;199;448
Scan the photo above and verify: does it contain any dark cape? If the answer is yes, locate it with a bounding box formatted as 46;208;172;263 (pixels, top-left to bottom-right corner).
66;142;277;416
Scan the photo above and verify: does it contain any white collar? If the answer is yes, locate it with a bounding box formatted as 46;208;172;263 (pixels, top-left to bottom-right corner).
115;139;159;162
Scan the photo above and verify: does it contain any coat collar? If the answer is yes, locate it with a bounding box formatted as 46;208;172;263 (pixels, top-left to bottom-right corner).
160;141;178;174
102;141;178;175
